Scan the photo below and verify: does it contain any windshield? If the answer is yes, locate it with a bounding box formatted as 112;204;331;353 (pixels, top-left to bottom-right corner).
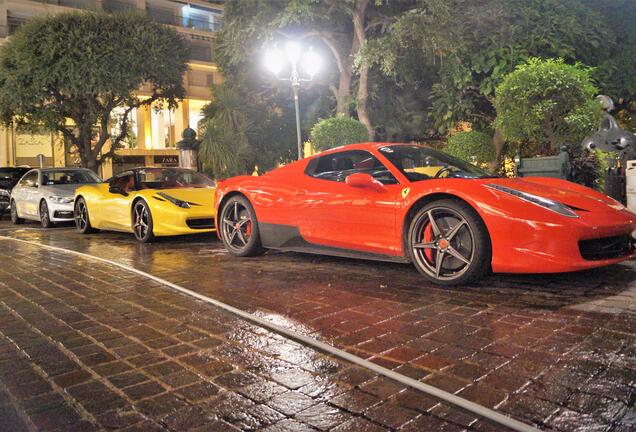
41;170;101;185
378;145;496;181
137;168;215;190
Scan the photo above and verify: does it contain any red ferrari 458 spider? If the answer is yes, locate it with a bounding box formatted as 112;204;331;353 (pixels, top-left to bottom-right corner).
215;143;636;285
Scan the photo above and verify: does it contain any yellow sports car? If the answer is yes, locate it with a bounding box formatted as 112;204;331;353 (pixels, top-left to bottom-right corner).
74;167;216;242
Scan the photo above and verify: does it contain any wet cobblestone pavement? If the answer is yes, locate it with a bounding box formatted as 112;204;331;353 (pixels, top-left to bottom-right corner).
0;220;635;431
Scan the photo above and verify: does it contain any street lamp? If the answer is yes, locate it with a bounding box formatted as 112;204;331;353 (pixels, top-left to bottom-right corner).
264;41;322;160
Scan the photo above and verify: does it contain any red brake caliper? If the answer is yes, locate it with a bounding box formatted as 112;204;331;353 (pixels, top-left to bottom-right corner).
245;220;252;237
422;223;434;262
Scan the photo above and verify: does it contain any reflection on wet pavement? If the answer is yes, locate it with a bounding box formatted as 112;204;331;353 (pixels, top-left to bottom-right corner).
1;220;635;430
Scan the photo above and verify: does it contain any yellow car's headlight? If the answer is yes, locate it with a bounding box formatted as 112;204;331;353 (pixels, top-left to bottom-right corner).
157;192;191;209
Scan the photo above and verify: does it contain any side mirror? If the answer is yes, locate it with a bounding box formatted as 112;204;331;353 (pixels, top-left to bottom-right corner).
109;185;128;196
345;173;385;192
25;180;37;188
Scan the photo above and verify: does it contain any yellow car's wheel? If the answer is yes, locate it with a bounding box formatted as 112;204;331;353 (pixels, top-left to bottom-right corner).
132;200;155;243
74;197;97;234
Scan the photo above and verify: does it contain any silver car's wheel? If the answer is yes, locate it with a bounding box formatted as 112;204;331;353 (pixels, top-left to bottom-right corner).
408;199;490;286
10;200;23;225
39;200;53;228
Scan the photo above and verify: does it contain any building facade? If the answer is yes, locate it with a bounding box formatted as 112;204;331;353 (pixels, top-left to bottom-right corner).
0;0;222;178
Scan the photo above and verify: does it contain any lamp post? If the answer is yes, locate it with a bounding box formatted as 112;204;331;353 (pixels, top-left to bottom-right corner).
264;41;321;160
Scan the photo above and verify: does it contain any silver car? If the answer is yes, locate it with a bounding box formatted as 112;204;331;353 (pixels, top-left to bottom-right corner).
11;168;102;227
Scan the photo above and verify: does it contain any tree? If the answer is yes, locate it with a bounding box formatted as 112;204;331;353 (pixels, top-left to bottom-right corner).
310;115;369;151
0;12;188;171
445;131;496;165
214;0;414;140
384;0;611;137
494;58;601;154
198;83;297;178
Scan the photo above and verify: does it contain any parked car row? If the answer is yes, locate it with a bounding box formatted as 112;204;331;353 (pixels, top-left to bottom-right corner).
8;167;217;243
4;142;636;285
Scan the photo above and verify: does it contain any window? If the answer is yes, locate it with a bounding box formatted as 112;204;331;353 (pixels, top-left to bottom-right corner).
136;168;214;190
306;150;398;185
19;171;38;187
110;172;135;193
41;170;101;185
378;145;496;182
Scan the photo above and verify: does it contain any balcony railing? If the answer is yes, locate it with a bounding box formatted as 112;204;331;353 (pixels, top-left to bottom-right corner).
20;0;222;34
102;0;136;13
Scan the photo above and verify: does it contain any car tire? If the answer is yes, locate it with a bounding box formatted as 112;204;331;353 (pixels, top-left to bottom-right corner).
74;197;97;234
10;200;23;225
39;200;54;228
219;195;266;257
407;199;491;286
132;200;155;243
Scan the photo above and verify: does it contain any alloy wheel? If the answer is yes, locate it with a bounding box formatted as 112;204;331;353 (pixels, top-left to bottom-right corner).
75;201;88;231
221;201;252;252
411;207;475;281
133;203;149;240
40;201;50;227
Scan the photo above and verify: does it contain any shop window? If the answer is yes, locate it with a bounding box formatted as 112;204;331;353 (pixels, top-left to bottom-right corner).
111;107;138;149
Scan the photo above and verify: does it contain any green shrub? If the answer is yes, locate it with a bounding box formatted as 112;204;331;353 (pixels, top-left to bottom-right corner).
494;58;601;153
444;131;496;164
309;116;369;151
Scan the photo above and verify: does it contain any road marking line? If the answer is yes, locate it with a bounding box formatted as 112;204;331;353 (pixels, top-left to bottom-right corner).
0;235;540;432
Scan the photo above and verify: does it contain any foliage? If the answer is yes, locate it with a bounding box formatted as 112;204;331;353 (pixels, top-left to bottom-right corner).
384;0;616;135
567;146;600;188
494;58;601;153
213;0;636;163
445;131;496;164
199;84;296;178
0;12;188;171
309;116;369;151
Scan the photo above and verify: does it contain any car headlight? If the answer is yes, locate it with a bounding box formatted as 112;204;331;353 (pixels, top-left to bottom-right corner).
157;192;191;209
49;195;74;204
485;184;578;218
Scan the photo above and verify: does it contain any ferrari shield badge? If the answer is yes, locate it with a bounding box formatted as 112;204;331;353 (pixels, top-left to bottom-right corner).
401;187;411;198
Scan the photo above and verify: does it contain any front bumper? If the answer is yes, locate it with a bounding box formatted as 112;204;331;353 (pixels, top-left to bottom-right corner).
48;200;75;222
0;190;10;211
490;210;636;273
152;206;216;237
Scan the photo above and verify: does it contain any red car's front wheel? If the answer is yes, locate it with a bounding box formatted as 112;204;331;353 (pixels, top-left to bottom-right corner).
219;195;266;257
408;199;491;285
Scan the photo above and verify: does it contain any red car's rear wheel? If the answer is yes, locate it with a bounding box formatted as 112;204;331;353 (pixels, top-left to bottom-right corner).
219;195;266;257
408;199;490;285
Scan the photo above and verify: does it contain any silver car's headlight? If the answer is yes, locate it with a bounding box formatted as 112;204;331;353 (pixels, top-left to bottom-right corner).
485;184;579;218
157;192;191;209
49;195;74;204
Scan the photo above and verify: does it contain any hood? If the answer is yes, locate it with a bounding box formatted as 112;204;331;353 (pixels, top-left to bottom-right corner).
39;184;85;196
0;179;18;191
153;187;215;207
484;178;620;212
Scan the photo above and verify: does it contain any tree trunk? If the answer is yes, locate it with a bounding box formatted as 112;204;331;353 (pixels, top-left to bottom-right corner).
352;0;374;140
336;66;352;115
490;128;505;172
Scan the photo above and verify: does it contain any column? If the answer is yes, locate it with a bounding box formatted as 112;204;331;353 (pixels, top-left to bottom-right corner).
0;0;8;38
174;99;189;139
136;105;151;150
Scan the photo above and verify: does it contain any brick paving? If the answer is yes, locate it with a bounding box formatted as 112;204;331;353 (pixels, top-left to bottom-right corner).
0;237;491;431
0;221;635;430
